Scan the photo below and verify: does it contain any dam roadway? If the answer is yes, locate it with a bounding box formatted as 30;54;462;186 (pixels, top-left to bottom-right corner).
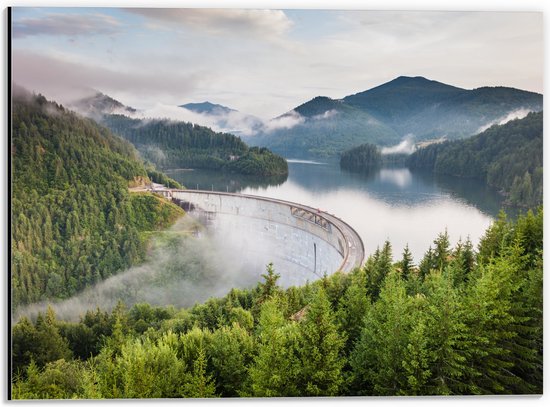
159;189;365;279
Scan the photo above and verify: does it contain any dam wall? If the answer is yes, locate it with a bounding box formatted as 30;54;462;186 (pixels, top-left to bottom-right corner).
169;190;364;287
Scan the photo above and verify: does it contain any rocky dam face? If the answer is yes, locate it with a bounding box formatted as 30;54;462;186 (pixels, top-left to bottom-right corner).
171;190;365;287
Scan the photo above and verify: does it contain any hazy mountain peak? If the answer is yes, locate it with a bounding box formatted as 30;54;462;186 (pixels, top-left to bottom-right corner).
180;101;236;115
70;91;136;118
292;96;344;118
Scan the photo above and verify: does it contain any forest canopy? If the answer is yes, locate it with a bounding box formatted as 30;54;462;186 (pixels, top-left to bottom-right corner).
101;114;288;177
11;208;543;398
408;112;543;209
11;91;184;307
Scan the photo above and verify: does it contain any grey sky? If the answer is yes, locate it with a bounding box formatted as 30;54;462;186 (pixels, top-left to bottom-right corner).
11;7;543;119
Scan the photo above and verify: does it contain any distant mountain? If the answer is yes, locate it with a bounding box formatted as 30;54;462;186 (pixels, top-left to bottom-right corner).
180;101;236;115
344;76;543;139
343;76;464;122
70;91;137;118
249;96;401;158
252;76;543;158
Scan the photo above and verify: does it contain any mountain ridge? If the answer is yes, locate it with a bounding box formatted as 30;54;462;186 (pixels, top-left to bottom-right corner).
250;76;542;158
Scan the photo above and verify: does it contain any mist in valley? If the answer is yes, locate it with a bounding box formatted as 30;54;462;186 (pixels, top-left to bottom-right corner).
13;215;283;323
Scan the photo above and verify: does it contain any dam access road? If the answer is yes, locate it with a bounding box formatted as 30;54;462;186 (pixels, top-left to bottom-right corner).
152;188;365;284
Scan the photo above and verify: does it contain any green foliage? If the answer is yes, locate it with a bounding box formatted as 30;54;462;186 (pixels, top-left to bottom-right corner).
408;112;543;208
11;209;543;398
102;114;288;176
226;147;288;176
339;143;382;172
364;241;393;299
296;287;345;396
247;298;301;397
12;307;72;374
11;92;184;307
146;167;183;189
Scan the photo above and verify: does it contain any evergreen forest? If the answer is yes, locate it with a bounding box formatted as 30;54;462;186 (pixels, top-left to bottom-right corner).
408;112;543;209
11;209;543;398
11;91;185;307
101;114;288;176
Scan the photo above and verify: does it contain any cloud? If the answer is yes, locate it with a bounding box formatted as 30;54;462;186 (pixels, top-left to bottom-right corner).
312;109;339;120
476;108;533;133
381;135;416;155
13;12;121;38
263;111;305;132
126;8;292;39
12;50;204;105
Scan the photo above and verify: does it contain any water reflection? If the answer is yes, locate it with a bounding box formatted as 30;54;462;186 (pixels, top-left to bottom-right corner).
165;168;287;193
165;161;506;262
377;168;412;188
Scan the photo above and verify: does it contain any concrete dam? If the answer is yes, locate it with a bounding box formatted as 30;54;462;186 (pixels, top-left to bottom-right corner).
163;189;365;287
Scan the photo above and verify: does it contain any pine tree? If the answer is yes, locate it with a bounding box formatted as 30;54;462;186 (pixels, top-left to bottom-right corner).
433;230;451;271
182;346;217;398
418;246;435;280
335;269;370;353
208;324;254;396
297;287;345;396
365;241;393;299
399;244;415;280
247;298;300;397
350;272;411;395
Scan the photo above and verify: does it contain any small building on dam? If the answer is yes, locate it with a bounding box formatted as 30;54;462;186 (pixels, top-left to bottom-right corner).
166;190;365;287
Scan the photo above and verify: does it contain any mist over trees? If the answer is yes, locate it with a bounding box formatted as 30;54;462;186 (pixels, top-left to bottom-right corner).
11;209;543;398
101;114;288;176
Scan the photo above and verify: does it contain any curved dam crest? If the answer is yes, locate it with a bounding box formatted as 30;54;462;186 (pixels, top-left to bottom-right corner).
165;189;365;286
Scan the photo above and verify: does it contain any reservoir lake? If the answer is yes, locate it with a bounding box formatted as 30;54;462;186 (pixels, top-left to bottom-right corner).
166;159;506;264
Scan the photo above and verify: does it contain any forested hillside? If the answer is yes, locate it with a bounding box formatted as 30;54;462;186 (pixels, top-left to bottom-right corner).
343;76;542;139
249;96;401;158
408;112;543;208
11;91;184;307
12;209;543;398
100;114;288;176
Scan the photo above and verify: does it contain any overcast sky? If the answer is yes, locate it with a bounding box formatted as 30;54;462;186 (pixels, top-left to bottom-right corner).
11;7;543;119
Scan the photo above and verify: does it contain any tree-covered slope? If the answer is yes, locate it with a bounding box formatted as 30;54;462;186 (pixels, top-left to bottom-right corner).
408;112;543;208
100;114;288;176
12;209;543;397
344;76;465;122
250;96;401;158
344;76;543;139
11;90;184;307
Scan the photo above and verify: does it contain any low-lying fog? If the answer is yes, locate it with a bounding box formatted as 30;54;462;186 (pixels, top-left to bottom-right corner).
13;215;291;322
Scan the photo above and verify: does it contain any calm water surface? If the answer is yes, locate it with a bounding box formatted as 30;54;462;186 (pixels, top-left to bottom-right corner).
166;160;505;263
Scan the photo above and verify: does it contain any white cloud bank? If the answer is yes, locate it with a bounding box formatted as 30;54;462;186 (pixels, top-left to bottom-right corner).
476;108;533;133
381;135;417;155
